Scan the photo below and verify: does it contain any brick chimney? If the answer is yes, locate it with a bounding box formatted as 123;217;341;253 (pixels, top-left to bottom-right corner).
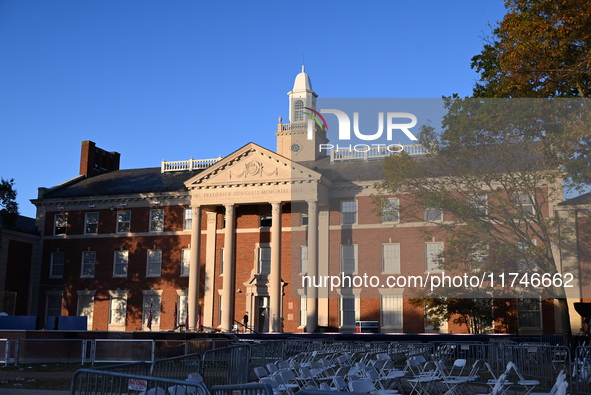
79;141;121;177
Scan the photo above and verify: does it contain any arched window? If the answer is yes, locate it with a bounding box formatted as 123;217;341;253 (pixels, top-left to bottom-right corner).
294;100;304;122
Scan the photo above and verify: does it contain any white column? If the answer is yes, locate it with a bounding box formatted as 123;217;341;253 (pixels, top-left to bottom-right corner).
306;200;319;332
203;210;218;328
188;206;201;331
269;202;282;332
221;204;235;332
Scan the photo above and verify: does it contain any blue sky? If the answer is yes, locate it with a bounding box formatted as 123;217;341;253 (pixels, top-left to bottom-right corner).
0;1;507;218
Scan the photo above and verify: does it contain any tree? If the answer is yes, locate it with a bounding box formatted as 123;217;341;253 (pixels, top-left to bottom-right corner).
471;0;591;186
376;97;574;336
0;178;19;226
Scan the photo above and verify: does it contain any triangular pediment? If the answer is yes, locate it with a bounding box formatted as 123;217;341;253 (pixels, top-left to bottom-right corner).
184;143;324;188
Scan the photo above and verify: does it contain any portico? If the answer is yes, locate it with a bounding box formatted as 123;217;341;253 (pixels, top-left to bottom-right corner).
184;143;329;332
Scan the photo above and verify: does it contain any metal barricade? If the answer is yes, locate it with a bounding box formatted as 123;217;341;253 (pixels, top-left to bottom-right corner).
211;383;274;395
15;338;85;364
70;369;207;395
575;346;591;394
93;339;155;363
503;344;571;391
150;352;201;380
201;344;251;388
153;339;189;360
88;361;150;376
434;342;503;377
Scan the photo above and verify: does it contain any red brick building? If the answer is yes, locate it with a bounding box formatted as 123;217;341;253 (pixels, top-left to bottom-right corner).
31;69;578;334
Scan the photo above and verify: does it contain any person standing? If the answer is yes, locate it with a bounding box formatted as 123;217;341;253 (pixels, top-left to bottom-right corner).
243;312;249;333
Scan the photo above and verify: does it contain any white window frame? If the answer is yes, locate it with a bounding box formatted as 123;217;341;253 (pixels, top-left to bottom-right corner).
147;249;162;277
382;243;400;274
425;242;444;272
116;210;131;233
77;290;95;330
150;209;164;232
341;244;358;274
177;289;188;328
50;251;65;278
181;249;190;277
380;292;403;331
424;207;443;222
518;298;542;329
469;194;488;216
81;251;96;278
516;192;535;216
298;289;307;329
85;212;99;234
108;290;128;330
382;198;400;223
183;208;192;230
142;290;163;331
257;246;271;274
113;250;128;278
341;200;358;225
338;290;360;329
45;291;63;321
299;245;308;274
54;213;67;235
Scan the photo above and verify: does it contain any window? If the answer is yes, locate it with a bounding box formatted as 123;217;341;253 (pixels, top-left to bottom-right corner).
471;244;489;270
181;249;190;277
50;252;65;278
299;293;307;328
117;211;131;233
142;291;162;331
341;244;358;274
382;243;400;274
469;194;488;216
184;208;192;230
259;206;272;227
219;248;224;275
109;291;128;326
425;242;444;271
424;207;442;222
54;214;67;235
218;294;223;326
341;201;357;225
381;294;403;329
258;247;271;274
516;193;535;216
339;293;359;327
518;298;541;328
81;251;96;278
299;246;308;274
177;291;188;328
45;292;62;318
382;198;399;223
516;240;537;271
294;99;304;122
85;212;99;234
300;212;309;226
113;250;128;277
150;209;164;232
147;249;162;277
77;291;95;330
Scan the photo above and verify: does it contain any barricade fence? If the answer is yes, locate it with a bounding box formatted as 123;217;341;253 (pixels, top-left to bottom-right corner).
211;383;274;395
70;369;208;395
576;346;591;394
150;352;201;380
201;344;251;388
503;344;571;390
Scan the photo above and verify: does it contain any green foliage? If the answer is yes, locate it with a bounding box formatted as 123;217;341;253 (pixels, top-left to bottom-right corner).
0;178;19;226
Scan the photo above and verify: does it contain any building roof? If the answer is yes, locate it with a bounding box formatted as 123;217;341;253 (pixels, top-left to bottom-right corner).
41;167;203;199
292;65;313;91
299;156;385;182
0;214;38;234
559;192;591;206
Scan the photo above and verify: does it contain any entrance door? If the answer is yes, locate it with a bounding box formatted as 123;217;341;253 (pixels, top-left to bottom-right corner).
256;296;269;332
